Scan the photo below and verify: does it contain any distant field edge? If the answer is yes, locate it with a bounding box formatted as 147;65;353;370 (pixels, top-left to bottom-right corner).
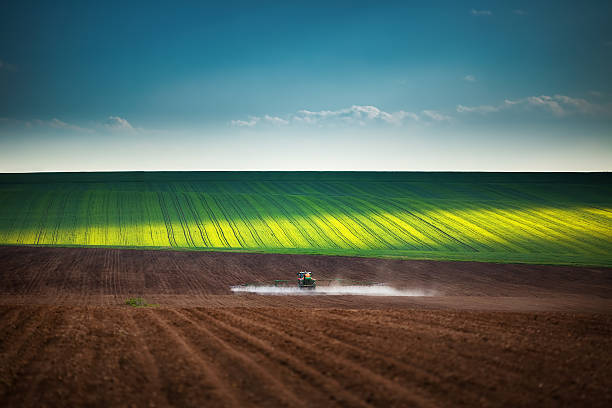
2;243;610;268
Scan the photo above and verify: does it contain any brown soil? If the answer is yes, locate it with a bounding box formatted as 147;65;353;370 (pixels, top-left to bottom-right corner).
1;246;611;407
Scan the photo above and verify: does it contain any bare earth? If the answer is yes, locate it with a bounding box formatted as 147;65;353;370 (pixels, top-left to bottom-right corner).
0;246;611;407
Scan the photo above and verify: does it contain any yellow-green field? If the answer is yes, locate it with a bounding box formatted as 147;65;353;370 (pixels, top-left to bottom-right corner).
0;172;610;266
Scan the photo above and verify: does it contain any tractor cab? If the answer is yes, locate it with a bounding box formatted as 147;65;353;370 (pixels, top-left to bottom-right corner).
297;271;316;289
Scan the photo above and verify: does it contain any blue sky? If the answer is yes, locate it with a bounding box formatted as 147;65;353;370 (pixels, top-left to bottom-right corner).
1;0;611;171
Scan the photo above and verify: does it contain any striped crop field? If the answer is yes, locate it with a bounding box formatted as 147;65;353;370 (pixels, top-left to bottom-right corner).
0;172;610;266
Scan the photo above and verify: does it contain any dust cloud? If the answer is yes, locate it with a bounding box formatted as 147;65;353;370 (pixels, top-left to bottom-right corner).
230;285;436;296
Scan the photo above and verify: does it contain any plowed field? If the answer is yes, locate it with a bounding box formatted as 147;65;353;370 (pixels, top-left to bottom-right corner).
1;246;611;407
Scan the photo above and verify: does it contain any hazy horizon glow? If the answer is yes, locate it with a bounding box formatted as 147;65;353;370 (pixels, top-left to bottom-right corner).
1;1;611;172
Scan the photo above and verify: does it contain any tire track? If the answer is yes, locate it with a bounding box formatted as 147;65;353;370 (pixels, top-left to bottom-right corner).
198;194;231;247
378;198;479;252
169;187;196;247
350;196;429;249
240;195;285;248
141;191;157;245
279;194;340;248
249;194;299;248
262;193;319;248
167;253;206;298
156;192;178;247
305;196;369;250
20;252;53;297
117;191;124;246
211;195;245;248
294;195;360;250
114;249;121;299
326;196;397;250
183;191;212;247
224;194;265;247
34;193;55;245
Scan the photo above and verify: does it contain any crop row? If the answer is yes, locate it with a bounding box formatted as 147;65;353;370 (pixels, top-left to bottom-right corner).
0;178;610;265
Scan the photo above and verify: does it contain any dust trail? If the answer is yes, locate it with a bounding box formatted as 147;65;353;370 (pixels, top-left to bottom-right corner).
230;285;436;296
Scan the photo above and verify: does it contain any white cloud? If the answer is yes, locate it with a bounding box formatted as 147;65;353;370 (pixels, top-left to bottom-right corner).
513;9;527;15
421;110;451;121
0;117;94;132
520;95;603;116
457;94;610;117
502;99;520;106
105;116;134;131
471;9;492;16
230;116;260;127
463;75;476;82
48;118;93;132
386;110;420;124
525;95;566;116
30;118;94;133
234;105;421;128
456;104;499;113
263;115;289;126
549;95;602;115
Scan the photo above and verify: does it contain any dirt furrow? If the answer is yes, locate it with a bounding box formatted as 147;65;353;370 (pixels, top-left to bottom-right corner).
189;308;372;408
0;307;63;401
121;312;170;407
313;309;535;388
12;308;90;407
211;308;434;407
167;308;308;407
134;309;241;408
242;308;454;395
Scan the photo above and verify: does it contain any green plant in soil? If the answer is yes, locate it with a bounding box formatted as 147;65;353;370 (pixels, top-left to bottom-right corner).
125;297;158;308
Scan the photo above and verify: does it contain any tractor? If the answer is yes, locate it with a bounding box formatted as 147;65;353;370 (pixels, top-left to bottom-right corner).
297;271;316;289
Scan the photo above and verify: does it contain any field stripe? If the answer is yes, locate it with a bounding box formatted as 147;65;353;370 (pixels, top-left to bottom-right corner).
380;198;480;252
156;192;178;247
325;196;397;250
262;193;320;248
221;193;265;247
278;194;340;249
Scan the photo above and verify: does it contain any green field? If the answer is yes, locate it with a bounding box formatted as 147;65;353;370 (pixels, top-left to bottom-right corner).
0;172;610;266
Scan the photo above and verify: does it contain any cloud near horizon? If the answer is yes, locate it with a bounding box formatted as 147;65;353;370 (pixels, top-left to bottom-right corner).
105;116;134;131
230;115;289;127
45;118;94;133
457;94;611;117
20;118;93;133
229;105;445;128
0;116;141;134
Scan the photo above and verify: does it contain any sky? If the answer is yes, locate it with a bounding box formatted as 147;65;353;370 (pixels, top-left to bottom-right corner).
0;0;611;172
